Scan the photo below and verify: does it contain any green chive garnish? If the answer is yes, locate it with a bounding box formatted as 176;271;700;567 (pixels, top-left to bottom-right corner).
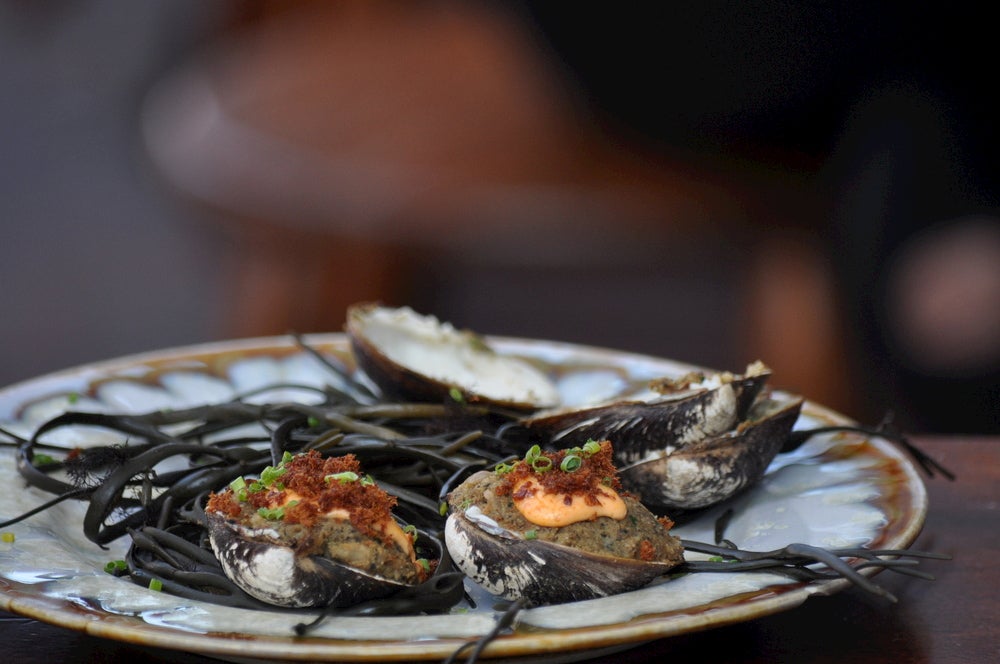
229;476;248;501
104;559;127;574
257;505;287;520
560;454;582;472
260;464;287;487
530;456;552;472
325;471;359;484
32;453;56;467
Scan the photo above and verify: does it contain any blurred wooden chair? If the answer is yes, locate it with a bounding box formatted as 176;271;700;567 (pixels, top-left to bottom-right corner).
140;1;851;413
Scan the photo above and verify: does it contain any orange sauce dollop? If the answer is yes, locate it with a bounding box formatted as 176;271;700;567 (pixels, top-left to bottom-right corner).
498;440;628;528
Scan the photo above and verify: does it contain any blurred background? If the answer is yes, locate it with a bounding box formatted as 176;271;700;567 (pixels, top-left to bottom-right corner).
2;1;998;433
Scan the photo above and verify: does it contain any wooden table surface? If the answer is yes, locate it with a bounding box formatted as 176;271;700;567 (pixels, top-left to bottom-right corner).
2;437;996;663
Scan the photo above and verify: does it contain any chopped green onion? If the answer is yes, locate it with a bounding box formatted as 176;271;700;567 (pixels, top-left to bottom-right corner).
560;454;582;472
582;439;602;455
448;386;464;403
417;558;431;572
494;462;514;475
307;416;322;428
325;471;359;484
257;505;288;520
148;578;163;591
66;392;80;404
530;456;552;472
1;532;15;544
523;444;554;472
260;464;287;487
104;559;127;574
32;453;56;466
524;529;538;540
439;502;449;516
229;476;249;501
360;474;375;487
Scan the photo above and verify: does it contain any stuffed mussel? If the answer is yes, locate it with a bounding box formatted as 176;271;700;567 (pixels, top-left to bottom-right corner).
205;450;432;608
444;441;684;606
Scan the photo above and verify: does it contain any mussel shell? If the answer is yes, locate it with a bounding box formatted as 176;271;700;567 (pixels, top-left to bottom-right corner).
206;511;410;608
444;511;678;606
618;395;803;511
346;303;560;410
521;368;771;462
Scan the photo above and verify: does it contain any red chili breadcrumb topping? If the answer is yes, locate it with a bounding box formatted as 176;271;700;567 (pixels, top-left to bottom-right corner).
497;440;622;506
207;494;242;519
206;451;399;543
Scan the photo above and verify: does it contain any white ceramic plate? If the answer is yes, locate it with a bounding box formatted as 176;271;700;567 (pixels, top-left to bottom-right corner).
0;335;928;662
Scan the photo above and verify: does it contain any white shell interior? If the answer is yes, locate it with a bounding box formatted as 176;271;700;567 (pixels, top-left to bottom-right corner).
356;306;561;407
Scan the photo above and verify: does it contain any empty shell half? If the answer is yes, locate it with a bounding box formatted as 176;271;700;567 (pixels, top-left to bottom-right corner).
345;303;560;410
